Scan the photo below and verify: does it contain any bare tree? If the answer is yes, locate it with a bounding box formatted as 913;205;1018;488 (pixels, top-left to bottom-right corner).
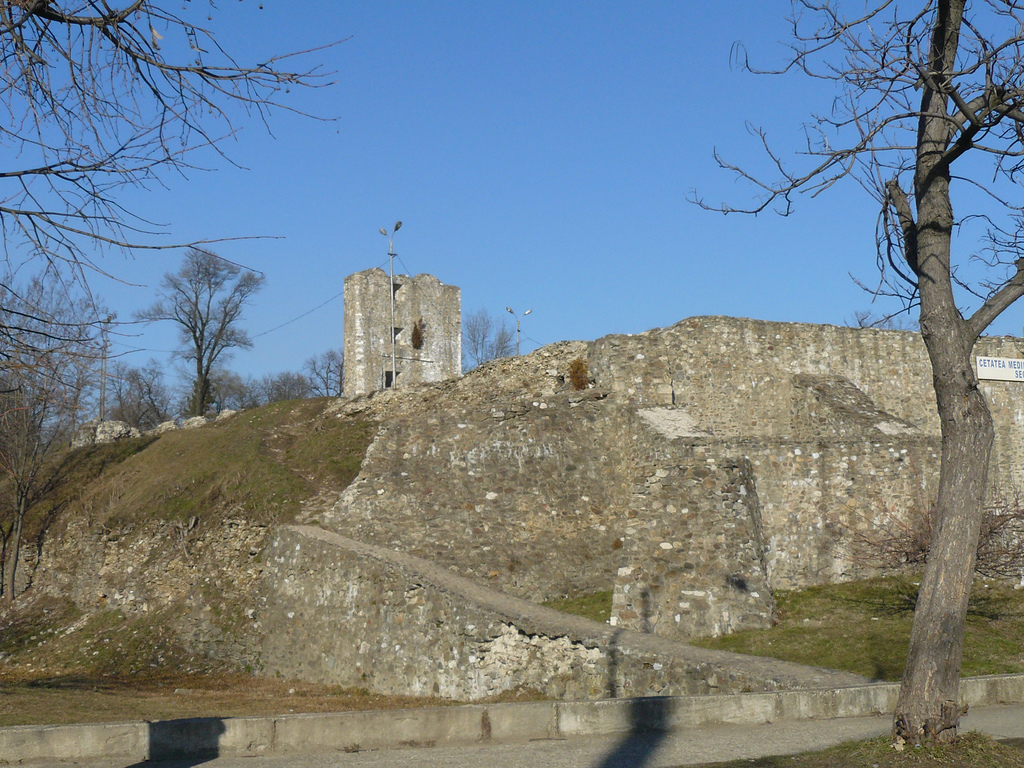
136;249;264;416
463;308;515;370
0;277;96;602
207;368;260;412
304;349;344;397
108;360;172;430
697;0;1024;743
0;2;336;279
255;371;312;404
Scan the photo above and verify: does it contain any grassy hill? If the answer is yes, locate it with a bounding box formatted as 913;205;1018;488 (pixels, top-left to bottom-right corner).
0;398;375;694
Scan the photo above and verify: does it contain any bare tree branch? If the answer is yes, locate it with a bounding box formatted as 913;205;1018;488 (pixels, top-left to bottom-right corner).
135;248;263;416
0;2;342;281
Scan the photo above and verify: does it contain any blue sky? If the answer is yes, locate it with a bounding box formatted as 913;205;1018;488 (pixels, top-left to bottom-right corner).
88;2;1023;382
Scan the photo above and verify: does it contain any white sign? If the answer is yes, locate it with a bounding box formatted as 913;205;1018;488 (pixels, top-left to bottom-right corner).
976;356;1024;382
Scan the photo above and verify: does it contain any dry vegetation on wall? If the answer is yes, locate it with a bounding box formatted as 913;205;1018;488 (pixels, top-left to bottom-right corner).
411;318;425;350
568;357;589;391
841;494;1024;582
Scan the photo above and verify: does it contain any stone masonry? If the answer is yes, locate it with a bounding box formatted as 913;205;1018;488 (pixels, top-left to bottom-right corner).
24;314;1024;703
315;316;1024;653
258;526;867;701
343;269;461;396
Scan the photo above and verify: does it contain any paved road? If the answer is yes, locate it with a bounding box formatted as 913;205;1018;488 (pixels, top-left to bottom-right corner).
23;704;1024;768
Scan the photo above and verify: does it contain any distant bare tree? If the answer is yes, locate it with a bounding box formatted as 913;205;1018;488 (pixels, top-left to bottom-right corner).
303;349;344;397
136;249;264;416
108;360;172;430
208;369;260;412
463;309;515;370
255;371;312;404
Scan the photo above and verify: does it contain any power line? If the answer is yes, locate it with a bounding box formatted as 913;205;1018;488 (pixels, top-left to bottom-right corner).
251;289;345;339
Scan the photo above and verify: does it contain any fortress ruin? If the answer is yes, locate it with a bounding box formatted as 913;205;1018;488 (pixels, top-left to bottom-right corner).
265;316;1024;700
30;314;1024;702
343;268;461;396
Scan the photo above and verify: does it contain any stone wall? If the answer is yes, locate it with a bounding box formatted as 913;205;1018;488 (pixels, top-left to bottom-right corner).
343;269;461;396
23;314;1024;697
318;316;1024;649
31;516;268;665
323;343;626;599
258;526;867;701
612;446;774;638
587;316;1024;486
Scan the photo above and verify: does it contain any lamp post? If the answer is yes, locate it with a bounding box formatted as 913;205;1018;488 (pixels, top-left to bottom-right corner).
98;314;114;420
506;306;531;356
379;221;402;388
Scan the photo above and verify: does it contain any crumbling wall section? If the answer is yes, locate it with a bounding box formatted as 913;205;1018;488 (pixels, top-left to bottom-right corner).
343;269;461;396
258;526;867;701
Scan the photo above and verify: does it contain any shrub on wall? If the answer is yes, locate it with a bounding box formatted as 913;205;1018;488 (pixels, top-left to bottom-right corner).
568;357;589;391
843;493;1024;581
411;319;425;350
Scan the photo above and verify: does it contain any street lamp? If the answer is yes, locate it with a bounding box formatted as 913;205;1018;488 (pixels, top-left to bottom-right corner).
379;221;402;388
506;306;531;356
98;314;115;420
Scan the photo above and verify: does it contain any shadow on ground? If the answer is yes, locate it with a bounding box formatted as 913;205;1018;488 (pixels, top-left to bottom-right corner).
594;696;671;768
122;717;227;768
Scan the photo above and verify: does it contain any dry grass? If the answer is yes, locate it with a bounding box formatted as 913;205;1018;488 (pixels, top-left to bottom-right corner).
543;590;613;622
0;672;452;727
71;398;374;530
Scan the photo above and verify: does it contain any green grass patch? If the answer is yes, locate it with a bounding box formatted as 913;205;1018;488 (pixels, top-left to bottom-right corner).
543;590;613;623
697;732;1024;768
692;576;1024;680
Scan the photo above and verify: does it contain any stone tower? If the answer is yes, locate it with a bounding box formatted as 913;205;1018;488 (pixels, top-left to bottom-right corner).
343;268;461;397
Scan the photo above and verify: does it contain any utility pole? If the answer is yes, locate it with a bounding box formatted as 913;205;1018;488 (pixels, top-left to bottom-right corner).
379;221;402;388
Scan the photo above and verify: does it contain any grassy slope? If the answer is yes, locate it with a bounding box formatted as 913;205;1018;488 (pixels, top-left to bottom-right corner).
544;577;1024;681
71;398;374;531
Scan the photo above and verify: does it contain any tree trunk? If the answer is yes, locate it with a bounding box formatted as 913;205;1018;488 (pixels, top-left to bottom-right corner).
893;324;991;742
2;495;26;605
891;2;982;743
0;525;8;600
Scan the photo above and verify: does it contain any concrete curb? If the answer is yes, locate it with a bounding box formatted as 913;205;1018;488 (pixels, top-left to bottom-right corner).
2;673;1023;763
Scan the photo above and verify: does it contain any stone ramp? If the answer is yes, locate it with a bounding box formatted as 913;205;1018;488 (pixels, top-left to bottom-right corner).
259;525;868;701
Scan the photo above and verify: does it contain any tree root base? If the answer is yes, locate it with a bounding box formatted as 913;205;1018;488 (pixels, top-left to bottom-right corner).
893;700;968;746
